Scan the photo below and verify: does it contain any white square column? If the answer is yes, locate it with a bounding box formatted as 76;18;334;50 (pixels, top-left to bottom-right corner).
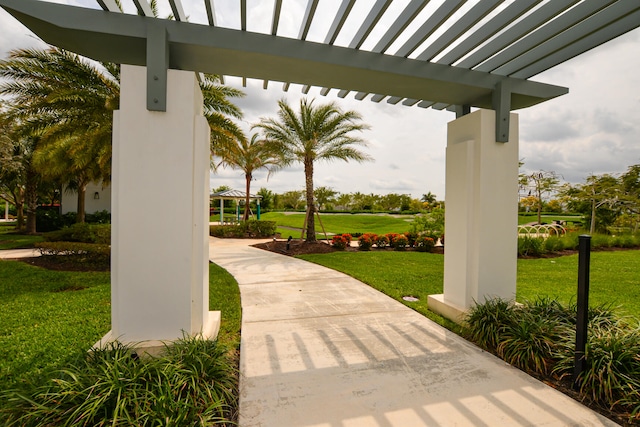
99;65;219;347
428;109;519;323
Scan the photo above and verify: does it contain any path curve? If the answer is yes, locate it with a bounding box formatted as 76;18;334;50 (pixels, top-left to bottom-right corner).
209;238;616;427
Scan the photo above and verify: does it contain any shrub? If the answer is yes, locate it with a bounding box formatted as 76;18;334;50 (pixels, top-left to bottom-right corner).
358;233;375;251
44;223;111;244
36;241;110;258
414;236;435;252
392;234;409;251
340;233;352;245
0;337;238;426
465;298;515;352
496;310;567;375
375;235;389;249
517;236;545;257
245;220;277;237
404;231;418;247
543;236;565;252
331;235;348;250
209;220;277;238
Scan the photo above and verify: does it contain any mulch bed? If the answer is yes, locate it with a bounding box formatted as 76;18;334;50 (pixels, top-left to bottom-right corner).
252;239;445;256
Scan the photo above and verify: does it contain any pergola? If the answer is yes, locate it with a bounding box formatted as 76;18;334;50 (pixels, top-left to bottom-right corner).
210;189;262;223
2;0;638;343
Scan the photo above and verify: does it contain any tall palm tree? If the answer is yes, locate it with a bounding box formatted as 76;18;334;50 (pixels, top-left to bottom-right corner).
254;98;371;241
213;133;281;220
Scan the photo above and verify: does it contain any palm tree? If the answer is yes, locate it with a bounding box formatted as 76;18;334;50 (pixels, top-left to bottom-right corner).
213;133;281;220
254;98;371;241
0;47;119;223
0;47;244;223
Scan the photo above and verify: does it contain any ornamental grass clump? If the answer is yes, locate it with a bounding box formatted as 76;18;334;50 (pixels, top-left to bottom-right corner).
466;297;640;422
0;337;238;426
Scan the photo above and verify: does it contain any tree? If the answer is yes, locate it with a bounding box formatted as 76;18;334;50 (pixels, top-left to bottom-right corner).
212;133;281;220
254;98;371;241
560;174;622;234
256;187;275;211
1;47;244;225
519;170;561;225
0;47;119;223
314;186;337;211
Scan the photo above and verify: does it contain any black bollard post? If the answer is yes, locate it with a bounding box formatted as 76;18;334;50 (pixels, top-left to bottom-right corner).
286;235;292;251
573;235;591;390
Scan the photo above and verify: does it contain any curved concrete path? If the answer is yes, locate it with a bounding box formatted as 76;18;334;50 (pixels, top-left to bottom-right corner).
212;238;615;427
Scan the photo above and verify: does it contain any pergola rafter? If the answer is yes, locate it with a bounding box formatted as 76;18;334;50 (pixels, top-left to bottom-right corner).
1;0;639;142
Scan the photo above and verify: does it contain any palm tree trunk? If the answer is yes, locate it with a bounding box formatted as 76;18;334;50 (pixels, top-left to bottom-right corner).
25;167;38;234
14;193;24;231
244;172;251;221
590;199;596;234
76;181;87;223
304;159;316;242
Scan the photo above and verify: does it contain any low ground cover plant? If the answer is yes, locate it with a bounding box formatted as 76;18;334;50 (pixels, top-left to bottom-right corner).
1;337;238;426
0;260;242;426
466;297;640;423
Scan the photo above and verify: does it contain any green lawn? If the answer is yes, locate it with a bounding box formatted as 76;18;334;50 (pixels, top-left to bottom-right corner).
0;222;43;249
0;260;241;390
517;214;584;226
298;250;640;324
261;212;415;235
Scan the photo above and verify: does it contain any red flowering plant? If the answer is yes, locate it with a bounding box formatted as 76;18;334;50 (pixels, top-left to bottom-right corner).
375;235;389;249
331;234;349;250
415;235;435;252
385;233;399;245
358;233;376;251
392;234;409;251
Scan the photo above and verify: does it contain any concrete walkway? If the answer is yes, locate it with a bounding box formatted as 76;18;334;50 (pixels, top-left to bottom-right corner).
209;238;617;427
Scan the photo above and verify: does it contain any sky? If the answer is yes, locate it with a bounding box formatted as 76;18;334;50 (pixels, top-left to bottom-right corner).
1;0;639;201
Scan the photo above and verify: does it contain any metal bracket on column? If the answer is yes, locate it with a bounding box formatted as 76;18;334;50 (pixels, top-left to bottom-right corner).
454;104;471;119
146;21;169;112
492;80;511;143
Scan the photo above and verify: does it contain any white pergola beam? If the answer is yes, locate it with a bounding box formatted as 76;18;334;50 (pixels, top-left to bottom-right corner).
456;0;579;69
371;0;427;54
132;0;153;17
96;0;120;12
496;2;640;77
437;0;541;66
415;0;502;62
169;0;186;22
475;0;617;73
394;0;464;58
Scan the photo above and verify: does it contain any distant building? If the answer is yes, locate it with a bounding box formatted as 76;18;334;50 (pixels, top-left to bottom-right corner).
61;181;111;214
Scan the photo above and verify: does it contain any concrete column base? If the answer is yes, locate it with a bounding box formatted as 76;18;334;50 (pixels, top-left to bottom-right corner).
95;312;221;356
427;294;467;325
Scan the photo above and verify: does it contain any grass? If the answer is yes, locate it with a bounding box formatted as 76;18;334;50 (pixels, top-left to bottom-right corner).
261;212;415;235
298;249;640;323
297;252;460;332
0;222;43;249
0;260;242;391
517;250;640;318
517;213;584;225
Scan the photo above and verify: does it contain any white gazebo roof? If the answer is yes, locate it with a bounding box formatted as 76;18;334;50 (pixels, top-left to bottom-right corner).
210;189;262;201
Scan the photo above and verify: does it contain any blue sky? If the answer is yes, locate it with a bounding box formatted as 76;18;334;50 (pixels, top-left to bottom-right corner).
1;1;639;200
